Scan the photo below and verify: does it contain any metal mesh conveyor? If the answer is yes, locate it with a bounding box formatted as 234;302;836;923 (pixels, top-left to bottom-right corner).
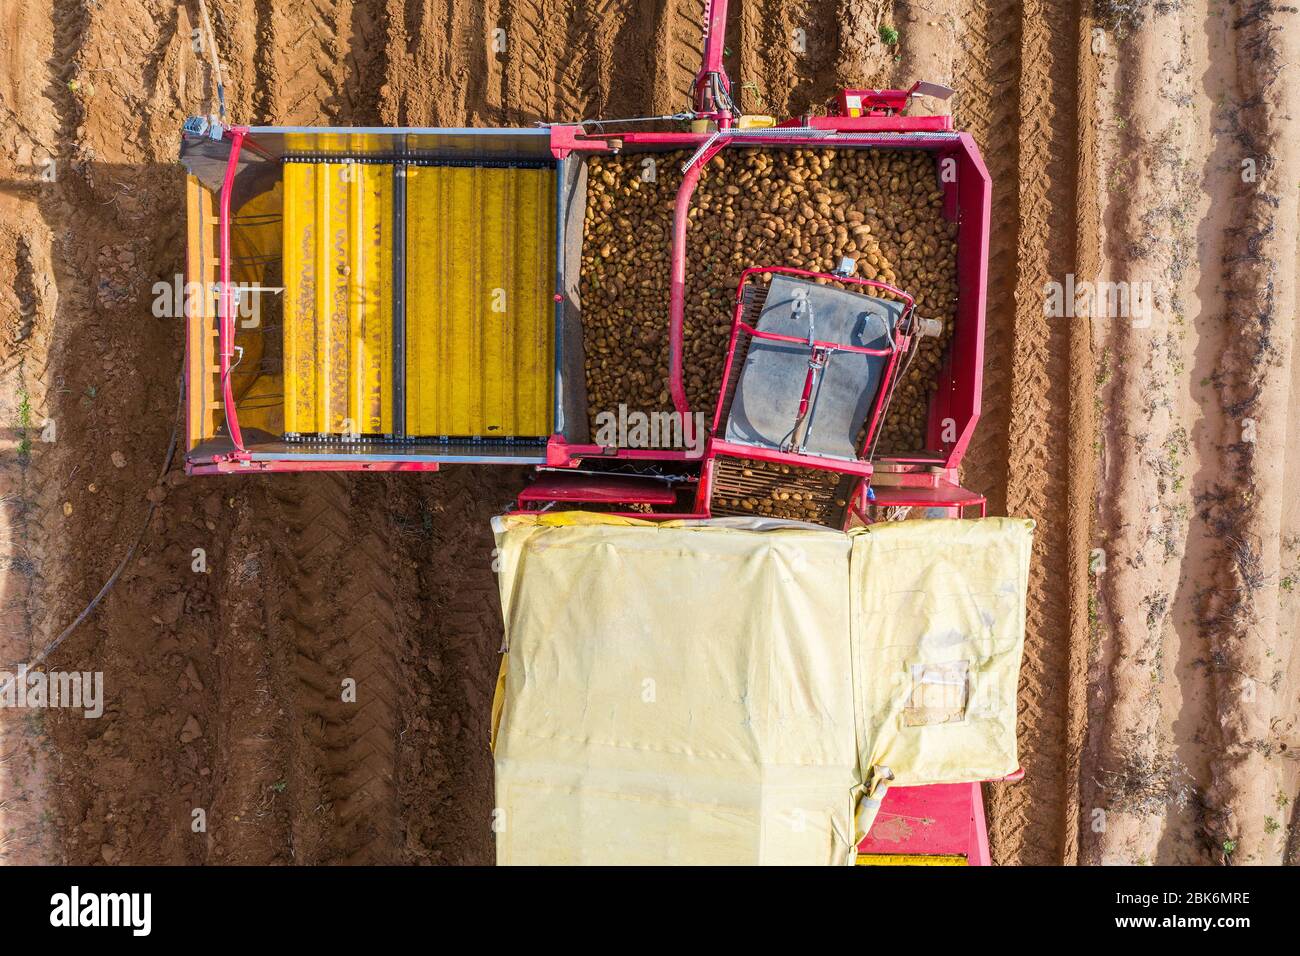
406;164;555;438
282;161;395;437
709;456;856;525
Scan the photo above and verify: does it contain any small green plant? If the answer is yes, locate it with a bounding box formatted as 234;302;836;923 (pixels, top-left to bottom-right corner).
1095;347;1113;388
16;388;32;460
1263;817;1280;835
879;25;900;46
1281;575;1294;592
1222;839;1237;857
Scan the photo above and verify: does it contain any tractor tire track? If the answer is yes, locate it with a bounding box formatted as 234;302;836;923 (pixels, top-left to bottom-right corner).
734;0;764;113
952;0;1084;865
270;0;345;124
384;0;475;125
499;0;670;126
1064;7;1099;869
269;474;403;864
663;0;707;114
248;0;390;125
394;467;522;863
502;0;566;123
951;0;1016;520
555;0;610;121
991;0;1080;866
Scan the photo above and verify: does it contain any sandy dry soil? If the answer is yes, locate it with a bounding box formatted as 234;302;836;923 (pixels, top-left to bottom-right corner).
0;0;1296;865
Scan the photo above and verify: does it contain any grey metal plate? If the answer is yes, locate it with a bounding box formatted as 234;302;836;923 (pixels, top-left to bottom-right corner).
180;125;556;188
246;126;555;160
724;275;903;459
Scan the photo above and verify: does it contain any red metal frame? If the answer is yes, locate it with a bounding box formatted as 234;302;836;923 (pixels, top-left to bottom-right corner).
837;88;911;117
194;122;987;475
710;266;916;463
186;0;992;534
846;494;988;527
548;127;988;479
515;46;993;542
516;474;679;506
669;138;727;416
705;440;874;479
217;126;250;461
691;0;733;127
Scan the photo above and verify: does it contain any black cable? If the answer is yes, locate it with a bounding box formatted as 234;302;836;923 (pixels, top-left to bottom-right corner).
0;370;183;697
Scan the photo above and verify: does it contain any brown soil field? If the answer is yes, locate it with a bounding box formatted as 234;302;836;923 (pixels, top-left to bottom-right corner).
0;0;1296;865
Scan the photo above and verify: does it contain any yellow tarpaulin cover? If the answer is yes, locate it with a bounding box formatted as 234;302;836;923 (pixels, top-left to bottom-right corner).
491;513;1033;866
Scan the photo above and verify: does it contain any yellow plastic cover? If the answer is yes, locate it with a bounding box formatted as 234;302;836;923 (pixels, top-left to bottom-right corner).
490;514;1033;866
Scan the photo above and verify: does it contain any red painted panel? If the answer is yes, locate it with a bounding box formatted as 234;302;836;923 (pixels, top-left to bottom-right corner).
517;474;678;504
857;782;989;864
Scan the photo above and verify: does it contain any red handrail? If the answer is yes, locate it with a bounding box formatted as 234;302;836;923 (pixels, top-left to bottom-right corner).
735;266;915;313
734;321;897;356
218;126;247;454
710;266;917;450
668;139;728;416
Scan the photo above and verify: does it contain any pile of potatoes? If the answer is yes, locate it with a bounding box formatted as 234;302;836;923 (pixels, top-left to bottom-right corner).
580;153;685;422
580;147;958;453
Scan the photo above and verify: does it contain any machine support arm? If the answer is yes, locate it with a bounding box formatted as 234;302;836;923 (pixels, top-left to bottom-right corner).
691;0;734;126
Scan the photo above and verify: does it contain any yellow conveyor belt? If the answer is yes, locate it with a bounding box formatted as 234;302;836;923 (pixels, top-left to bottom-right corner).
282;161;556;439
282;161;394;436
405;165;555;438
